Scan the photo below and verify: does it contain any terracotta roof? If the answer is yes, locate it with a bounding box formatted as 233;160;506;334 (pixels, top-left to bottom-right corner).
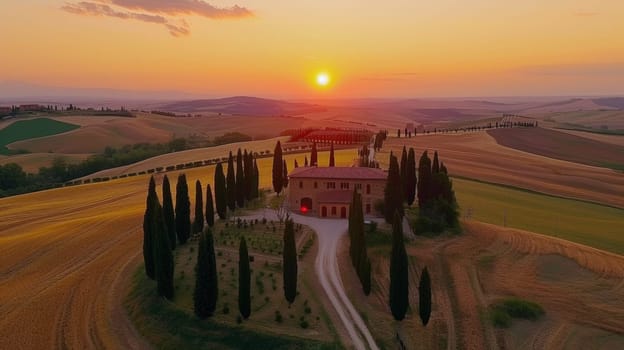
288;166;387;180
317;190;353;204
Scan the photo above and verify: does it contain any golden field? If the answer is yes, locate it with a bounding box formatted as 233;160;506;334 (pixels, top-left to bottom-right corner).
339;220;624;349
0;149;356;349
379;131;624;208
6;113;306;154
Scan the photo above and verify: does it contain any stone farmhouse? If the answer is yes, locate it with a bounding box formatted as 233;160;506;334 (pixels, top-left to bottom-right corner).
288;166;387;218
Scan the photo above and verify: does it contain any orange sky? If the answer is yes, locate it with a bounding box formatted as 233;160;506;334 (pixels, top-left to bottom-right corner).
1;0;623;98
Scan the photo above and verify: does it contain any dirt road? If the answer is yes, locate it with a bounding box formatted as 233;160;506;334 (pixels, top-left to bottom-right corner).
242;212;379;350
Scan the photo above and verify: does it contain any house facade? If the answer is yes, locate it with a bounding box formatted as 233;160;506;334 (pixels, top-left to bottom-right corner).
288;166;387;218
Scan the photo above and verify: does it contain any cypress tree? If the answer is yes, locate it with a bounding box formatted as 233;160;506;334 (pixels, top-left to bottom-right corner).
440;162;448;175
272;141;283;195
294;159;299;168
194;229;218;319
329;143;335;167
193;180;204;234
304;156;309;167
236;148;245;208
417;151;432;209
406;148;417;206
153;199;174;300
419;267;432;326
349;189;371;295
253;158;259;199
310;142;318;166
348;189;358;266
432;151;440;174
205;184;215;227
389;211;408;320
226;152;236;211
244;150;254;200
214;163;227;219
383;152;403;223
162;175;176;249
238;236;251;319
143;176;156;279
175;174;191;244
361;257;371;296
400;146;407;202
282;159;289;189
283;218;298;304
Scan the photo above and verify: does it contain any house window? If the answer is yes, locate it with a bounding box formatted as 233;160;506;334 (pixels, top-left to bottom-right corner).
314;182;318;189
327;182;336;189
355;183;362;190
299;181;303;189
340;182;349;190
366;184;371;194
366;204;371;214
331;206;337;215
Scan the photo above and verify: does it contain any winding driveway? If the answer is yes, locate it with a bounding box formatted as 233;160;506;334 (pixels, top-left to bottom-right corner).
243;211;379;350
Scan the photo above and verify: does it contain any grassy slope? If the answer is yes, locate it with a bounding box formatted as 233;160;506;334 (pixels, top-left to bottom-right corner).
453;177;624;255
0;118;79;154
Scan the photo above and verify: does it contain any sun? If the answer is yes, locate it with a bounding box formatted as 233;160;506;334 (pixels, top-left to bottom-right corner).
316;73;330;87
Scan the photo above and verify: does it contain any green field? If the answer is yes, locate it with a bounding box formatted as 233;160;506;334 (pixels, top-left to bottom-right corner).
0;118;79;154
453;177;624;255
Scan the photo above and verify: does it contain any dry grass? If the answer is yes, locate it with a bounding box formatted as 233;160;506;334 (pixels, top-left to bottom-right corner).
380;132;624;208
0;149;355;349
340;220;624;350
553;128;624;147
487;128;624;171
10;113;305;154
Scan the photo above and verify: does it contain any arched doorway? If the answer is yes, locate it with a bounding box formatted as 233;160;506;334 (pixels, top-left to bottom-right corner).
340;207;347;218
300;197;313;214
321;206;327;217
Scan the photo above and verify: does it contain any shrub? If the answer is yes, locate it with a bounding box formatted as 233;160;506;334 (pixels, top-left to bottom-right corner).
489;308;512;328
299;319;309;329
489;298;544;328
275;311;283;323
500;298;545;320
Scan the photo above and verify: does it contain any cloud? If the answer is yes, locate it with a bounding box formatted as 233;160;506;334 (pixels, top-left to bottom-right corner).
100;0;253;19
61;0;253;37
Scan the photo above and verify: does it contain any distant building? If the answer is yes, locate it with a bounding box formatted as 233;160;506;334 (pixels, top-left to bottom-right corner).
0;106;11;115
288;166;387;218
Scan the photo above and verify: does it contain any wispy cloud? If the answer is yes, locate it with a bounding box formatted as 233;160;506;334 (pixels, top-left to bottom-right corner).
101;0;253;18
61;0;253;37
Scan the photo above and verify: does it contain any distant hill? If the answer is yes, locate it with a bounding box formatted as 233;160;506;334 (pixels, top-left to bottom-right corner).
158;96;326;116
592;97;624;110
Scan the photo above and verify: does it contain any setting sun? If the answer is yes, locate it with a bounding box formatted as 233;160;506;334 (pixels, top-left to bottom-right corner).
316;73;330;87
